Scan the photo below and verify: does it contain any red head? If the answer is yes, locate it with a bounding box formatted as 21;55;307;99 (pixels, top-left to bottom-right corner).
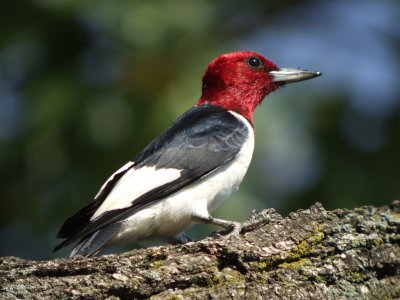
197;51;321;123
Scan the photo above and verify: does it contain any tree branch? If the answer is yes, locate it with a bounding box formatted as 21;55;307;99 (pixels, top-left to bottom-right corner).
1;202;399;299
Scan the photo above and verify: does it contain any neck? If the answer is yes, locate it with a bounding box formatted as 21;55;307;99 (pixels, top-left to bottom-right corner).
197;87;266;125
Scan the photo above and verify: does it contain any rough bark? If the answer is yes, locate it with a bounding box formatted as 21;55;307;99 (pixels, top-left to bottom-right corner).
1;202;399;299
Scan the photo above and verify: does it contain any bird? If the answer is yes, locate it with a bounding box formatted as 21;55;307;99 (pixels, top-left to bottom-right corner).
54;51;321;257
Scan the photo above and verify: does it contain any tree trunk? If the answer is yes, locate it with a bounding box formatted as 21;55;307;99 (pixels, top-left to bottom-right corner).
1;202;399;299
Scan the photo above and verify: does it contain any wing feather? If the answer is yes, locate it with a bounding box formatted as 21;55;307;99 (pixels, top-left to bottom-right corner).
54;104;249;251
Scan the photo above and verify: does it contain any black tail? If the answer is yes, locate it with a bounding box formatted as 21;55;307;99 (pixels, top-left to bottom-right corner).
54;222;122;257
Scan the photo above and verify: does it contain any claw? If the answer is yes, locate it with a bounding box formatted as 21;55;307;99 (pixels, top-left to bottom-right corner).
213;221;243;240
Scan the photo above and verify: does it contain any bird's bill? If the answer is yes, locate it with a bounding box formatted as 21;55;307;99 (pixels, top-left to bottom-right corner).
269;68;322;83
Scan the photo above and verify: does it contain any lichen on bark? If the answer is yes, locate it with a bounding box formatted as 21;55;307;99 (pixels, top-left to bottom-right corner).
0;201;399;299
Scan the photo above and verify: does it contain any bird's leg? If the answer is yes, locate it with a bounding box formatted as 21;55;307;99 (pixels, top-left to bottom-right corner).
192;214;243;238
193;208;281;239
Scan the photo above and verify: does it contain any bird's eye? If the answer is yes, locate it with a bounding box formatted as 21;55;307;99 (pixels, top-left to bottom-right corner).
247;57;263;69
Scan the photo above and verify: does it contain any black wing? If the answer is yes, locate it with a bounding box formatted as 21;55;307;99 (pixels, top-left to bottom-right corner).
54;104;250;251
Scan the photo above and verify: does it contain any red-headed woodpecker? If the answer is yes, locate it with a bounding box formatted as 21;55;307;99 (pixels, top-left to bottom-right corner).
54;51;321;257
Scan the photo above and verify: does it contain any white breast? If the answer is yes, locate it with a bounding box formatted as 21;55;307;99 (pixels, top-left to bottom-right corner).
112;111;255;243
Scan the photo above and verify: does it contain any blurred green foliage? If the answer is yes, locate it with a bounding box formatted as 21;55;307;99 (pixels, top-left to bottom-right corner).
0;0;399;259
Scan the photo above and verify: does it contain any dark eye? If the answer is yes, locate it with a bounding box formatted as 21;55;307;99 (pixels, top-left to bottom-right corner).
247;57;263;69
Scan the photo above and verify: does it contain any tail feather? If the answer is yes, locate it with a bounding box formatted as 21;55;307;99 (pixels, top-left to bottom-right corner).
70;223;122;257
54;222;122;257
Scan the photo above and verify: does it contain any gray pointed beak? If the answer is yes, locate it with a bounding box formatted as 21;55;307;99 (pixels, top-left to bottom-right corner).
269;68;322;84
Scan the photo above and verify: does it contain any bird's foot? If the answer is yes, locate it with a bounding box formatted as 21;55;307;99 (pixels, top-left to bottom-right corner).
211;221;243;239
210;208;282;239
171;232;192;244
221;221;243;239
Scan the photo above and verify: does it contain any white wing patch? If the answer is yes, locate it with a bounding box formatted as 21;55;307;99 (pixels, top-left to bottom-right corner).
91;166;182;220
95;161;135;199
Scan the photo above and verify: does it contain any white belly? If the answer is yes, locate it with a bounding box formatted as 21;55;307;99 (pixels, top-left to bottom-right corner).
111;112;255;243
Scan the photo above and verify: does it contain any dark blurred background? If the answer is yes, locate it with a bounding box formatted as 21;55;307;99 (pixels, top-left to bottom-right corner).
1;0;399;260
